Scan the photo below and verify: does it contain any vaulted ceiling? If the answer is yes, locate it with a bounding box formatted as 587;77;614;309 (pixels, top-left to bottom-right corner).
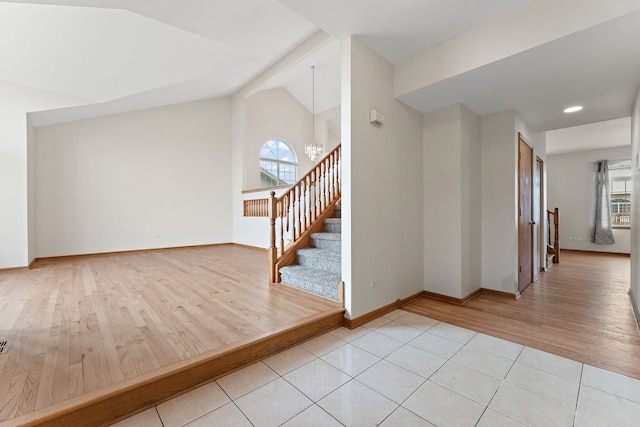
4;0;640;138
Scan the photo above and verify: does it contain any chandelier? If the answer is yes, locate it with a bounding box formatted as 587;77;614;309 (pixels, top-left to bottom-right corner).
305;65;323;161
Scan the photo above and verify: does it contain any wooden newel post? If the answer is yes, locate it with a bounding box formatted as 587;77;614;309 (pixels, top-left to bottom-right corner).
554;207;559;264
268;191;278;283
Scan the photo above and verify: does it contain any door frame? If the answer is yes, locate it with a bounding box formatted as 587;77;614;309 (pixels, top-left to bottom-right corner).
518;133;534;293
534;156;545;274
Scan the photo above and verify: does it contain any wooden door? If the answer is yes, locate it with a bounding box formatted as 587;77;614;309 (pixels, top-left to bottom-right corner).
518;134;534;292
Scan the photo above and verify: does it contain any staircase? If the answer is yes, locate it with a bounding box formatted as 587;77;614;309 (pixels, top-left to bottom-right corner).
279;205;342;301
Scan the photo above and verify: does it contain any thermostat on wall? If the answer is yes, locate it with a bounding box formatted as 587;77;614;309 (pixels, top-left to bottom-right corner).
369;109;384;125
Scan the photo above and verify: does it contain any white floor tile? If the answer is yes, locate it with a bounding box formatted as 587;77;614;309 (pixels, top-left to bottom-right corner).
318;380;398;427
489;382;575;427
300;333;347;357
329;326;371;342
476;409;526;427
351;330;404;357
467;333;523;361
430;361;501;405
575;385;640;427
451;346;514;379
321;342;381;376
393;312;439;331
505;362;579;407
382;309;409;320
403;380;485;427
582;364;640;404
216;361;279;399
112;408;163;427
374;320;423;343
281;404;343;427
185;403;252;427
263;346;317;375
356;359;425;404
284;358;351;401
189;381;231;414
427;322;477;344
234;378;312;427
386;345;447;378
362;316;393;329
156;392;207;427
409;331;464;359
379;407;435;427
517;346;583;381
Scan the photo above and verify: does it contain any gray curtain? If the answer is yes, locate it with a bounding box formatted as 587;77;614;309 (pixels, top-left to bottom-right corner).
591;160;615;245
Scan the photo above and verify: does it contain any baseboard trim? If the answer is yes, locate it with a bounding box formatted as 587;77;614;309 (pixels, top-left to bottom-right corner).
479;288;519;300
561;249;631;257
629;290;640;330
422;288;517;306
343;291;425;329
8;308;345;427
0;266;29;272
30;243;243;265
230;243;267;252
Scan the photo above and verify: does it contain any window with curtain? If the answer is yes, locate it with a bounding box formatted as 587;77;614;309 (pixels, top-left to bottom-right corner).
592;160;616;245
609;160;632;227
259;139;297;187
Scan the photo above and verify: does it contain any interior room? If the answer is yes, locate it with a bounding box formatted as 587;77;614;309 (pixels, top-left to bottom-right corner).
1;1;639;426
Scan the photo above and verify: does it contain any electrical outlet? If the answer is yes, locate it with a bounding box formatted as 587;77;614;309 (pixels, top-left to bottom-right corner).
370;280;379;288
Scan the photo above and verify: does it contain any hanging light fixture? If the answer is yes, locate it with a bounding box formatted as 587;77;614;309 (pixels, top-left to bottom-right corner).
304;65;323;162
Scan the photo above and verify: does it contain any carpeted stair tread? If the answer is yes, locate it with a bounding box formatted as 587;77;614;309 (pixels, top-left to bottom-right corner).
279;265;341;300
296;248;341;273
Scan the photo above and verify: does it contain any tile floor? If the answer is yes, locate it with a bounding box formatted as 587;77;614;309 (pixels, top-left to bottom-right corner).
113;310;640;427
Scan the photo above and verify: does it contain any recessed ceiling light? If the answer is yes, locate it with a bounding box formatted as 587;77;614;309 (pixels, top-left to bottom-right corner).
564;106;583;113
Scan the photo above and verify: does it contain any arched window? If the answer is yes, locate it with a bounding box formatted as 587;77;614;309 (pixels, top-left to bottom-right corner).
260;139;297;187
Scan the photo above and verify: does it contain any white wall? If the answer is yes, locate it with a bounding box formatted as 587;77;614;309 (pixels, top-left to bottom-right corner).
423;105;463;298
35;98;233;257
479;111;545;294
0;81;87;269
547;145;631;254
230;31;335;249
630;87;640;317
480;111;518;293
460;105;482;297
343;37;424;318
422;103;481;299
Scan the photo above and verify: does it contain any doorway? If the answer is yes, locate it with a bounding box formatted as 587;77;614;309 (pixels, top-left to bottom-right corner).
518;133;534;293
534;157;544;274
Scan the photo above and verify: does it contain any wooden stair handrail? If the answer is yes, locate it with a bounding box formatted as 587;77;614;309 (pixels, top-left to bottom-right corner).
546;208;559;264
268;144;341;282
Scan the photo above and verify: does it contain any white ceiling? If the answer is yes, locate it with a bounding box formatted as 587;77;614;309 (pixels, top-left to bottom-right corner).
5;0;640;147
546;117;631;156
396;10;640;132
276;0;530;65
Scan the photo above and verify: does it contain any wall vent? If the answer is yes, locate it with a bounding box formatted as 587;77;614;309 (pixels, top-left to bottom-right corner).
0;340;7;354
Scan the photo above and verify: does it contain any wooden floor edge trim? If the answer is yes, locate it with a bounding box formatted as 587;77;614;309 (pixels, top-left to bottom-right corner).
630;289;640;330
343;290;425;329
7;308;345;427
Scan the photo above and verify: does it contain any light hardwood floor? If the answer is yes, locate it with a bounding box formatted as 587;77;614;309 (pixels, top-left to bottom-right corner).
403;250;640;380
0;245;342;425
